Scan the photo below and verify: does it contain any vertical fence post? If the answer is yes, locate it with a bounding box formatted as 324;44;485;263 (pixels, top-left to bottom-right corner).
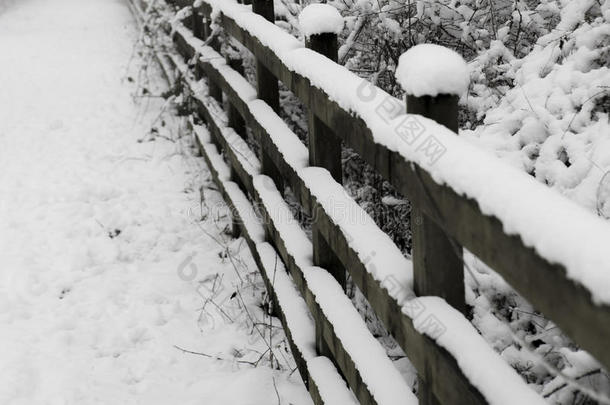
408;93;464;313
192;5;205;81
188;10;220;150
396;44;469;405
252;0;283;192
203;15;222;103
396;44;468;314
252;0;279;112
226;55;246;138
298;5;347;372
226;54;248;216
302;5;346;290
192;4;205;40
251;0;283;321
305;31;342;184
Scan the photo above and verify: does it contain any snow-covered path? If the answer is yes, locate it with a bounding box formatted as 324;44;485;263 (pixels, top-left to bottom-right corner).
0;1;310;404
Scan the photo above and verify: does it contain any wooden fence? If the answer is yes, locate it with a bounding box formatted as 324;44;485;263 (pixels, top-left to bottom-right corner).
128;0;610;404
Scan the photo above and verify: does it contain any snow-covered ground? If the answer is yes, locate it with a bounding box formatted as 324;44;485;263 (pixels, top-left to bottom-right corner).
0;0;311;403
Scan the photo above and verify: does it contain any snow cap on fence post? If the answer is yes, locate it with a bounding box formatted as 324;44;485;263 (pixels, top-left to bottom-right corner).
396;44;469;132
299;4;343;62
396;44;469;99
299;4;344;39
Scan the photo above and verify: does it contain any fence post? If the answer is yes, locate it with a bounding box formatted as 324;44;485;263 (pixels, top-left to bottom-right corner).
192;4;205;40
252;0;283;192
191;5;206;81
225;54;249;218
305;33;342;184
396;44;469;405
203;15;222;103
301;5;345;290
226;55;246;138
252;0;279;112
408;93;464;313
298;5;347;373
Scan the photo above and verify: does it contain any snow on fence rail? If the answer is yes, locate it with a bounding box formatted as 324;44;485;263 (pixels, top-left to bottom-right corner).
128;0;610;403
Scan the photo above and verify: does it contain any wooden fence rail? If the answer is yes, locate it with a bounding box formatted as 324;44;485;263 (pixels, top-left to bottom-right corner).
127;0;610;404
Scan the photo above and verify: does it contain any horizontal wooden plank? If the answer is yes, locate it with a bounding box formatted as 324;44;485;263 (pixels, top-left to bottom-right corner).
192;4;610;371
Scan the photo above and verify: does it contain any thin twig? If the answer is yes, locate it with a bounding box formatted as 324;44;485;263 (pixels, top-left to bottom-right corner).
272;376;281;405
